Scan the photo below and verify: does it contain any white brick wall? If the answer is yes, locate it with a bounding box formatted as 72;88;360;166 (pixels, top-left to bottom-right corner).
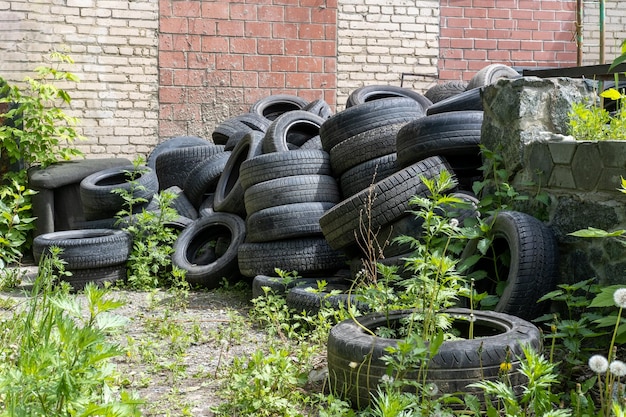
0;0;159;161
582;0;626;66
336;0;440;109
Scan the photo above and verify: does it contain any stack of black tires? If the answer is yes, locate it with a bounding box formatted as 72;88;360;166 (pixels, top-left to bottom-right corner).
32;64;557;322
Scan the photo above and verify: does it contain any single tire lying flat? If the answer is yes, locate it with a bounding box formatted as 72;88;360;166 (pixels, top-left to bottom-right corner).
245;202;335;243
327;308;542;409
239;149;332;190
33;228;132;269
396;110;483;169
329;123;403;177
237;237;347;278
338;153;398;198
244;174;341;215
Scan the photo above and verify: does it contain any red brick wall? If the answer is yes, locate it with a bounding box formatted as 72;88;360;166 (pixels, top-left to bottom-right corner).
438;0;578;81
159;0;337;140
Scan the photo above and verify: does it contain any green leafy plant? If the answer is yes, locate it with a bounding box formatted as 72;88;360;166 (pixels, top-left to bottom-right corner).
217;271;351;417
583;287;626;417
536;279;606;379
568;83;626;142
0;178;36;268
0;52;84;266
212;346;314;417
0;247;143;416
0;51;84;171
113;157;186;290
467;345;568;417
356;171;472;338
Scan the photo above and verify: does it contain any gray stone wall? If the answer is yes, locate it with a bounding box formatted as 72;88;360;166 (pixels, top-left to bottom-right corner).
481;77;626;286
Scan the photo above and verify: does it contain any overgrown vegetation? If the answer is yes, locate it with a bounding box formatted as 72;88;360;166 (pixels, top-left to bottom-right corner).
0;52;83;270
3;47;626;417
113;157;187;291
0;249;142;416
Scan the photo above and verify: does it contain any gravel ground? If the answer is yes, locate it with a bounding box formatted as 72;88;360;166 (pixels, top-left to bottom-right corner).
0;264;270;416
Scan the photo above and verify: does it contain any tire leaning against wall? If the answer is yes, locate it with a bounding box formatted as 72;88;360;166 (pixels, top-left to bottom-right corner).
250;94;309;121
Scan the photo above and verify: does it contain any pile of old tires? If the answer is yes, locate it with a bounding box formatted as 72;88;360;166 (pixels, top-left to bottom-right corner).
31;64;561;409
32;64;554;296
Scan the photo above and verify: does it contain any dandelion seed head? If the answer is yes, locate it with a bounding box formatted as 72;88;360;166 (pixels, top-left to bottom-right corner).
610;360;626;377
425;383;438;396
589;354;609;373
380;375;394;384
614;288;626;308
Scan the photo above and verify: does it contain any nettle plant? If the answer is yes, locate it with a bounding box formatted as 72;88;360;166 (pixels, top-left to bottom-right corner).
113;157;187;290
0;52;83;269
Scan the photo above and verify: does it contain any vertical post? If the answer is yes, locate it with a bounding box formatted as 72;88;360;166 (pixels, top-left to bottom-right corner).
599;0;605;64
576;0;583;65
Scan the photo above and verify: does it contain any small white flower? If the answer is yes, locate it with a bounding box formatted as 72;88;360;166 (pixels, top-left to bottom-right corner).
348;361;358;369
449;218;459;228
589;354;609;374
614;288;626;309
610;360;626;377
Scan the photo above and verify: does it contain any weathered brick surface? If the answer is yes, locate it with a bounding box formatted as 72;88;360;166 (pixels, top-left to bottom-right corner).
158;0;338;141
439;0;579;82
581;1;626;65
336;0;439;108
0;0;159;160
0;0;623;159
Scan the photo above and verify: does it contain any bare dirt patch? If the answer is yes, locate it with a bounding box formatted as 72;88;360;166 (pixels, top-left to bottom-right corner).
1;265;267;417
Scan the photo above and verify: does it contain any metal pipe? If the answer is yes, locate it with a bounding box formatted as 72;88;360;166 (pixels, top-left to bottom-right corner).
599;0;605;64
576;0;583;65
